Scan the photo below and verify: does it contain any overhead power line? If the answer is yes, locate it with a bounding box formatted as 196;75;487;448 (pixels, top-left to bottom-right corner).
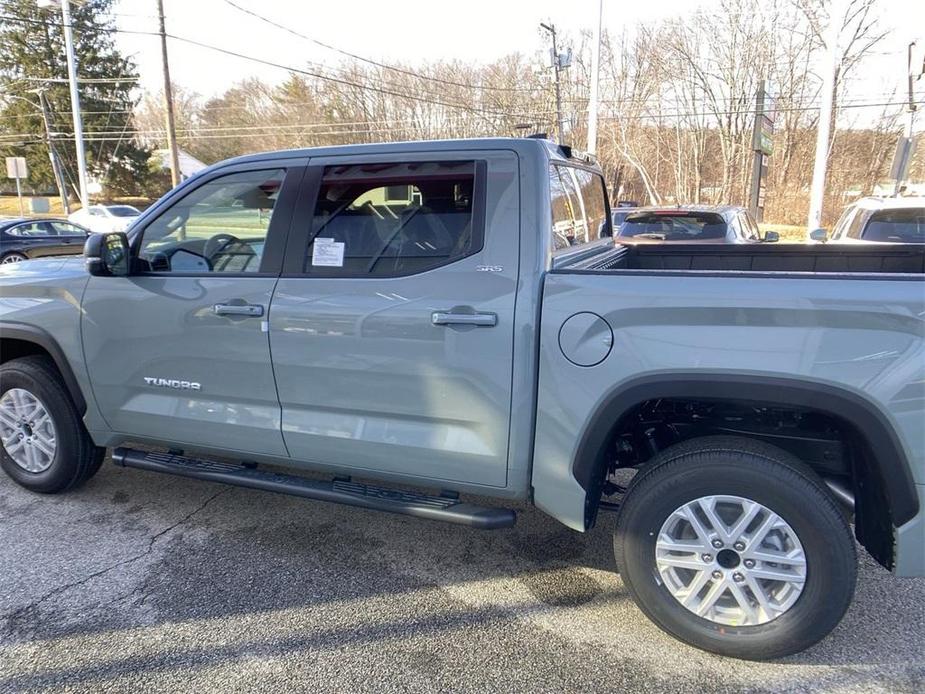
0;12;537;120
2;99;920;146
220;0;532;93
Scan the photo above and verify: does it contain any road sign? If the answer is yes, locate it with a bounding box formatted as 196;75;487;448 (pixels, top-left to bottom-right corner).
5;156;27;179
5;157;27;216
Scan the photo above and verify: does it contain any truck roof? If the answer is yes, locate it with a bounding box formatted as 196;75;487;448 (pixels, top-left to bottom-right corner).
220;137;593;168
850;196;925;210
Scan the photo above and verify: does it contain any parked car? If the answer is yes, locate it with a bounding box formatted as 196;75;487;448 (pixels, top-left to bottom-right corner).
598;207;639;238
824;196;925;243
0;217;90;263
68;204;141;234
2;138;924;661
615;205;778;244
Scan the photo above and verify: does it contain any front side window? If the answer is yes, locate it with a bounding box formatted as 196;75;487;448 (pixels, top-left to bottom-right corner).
49;221;86;235
137;168;285;273
739;212;761;240
831;206;856;239
845;209;870;239
302;161;480;276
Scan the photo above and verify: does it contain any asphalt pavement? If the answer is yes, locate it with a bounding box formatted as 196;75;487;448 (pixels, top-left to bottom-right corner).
1;457;923;693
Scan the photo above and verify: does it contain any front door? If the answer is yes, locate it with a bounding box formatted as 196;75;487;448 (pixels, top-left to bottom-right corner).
271;151;520;487
82;163;304;456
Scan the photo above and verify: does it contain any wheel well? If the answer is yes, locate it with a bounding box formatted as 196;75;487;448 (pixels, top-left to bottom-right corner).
574;376;920;571
1;338;50;364
0;332;87;415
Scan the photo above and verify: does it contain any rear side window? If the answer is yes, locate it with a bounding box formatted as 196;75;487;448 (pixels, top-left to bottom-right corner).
549;164;610;251
302;161;482;276
619;212;728;241
861;208;925;243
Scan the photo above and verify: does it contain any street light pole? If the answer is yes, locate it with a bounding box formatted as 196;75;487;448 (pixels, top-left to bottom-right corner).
58;0;91;210
806;0;845;234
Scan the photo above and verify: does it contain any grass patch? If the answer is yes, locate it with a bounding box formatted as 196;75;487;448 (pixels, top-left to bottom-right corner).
759;223;807;242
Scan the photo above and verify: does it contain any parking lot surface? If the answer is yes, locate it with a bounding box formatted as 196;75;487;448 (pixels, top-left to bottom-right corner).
1;458;923;693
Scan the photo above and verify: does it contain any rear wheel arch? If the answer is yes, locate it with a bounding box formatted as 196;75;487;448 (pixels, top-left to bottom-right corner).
0;324;87;415
573;374;919;562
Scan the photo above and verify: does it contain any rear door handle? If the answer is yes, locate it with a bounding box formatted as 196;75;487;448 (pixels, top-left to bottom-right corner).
213;303;264;317
431;311;497;327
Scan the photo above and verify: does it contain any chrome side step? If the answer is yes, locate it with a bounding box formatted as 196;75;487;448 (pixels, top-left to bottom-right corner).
111;447;516;530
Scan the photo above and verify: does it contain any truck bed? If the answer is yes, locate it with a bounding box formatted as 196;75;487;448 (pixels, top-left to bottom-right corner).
559;243;925;275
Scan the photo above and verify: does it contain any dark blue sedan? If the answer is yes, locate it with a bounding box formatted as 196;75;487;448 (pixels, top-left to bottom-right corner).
0;218;91;264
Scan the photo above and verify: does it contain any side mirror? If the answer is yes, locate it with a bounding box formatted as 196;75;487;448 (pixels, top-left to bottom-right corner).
809;228;828;243
763;231;780;243
85;231;130;276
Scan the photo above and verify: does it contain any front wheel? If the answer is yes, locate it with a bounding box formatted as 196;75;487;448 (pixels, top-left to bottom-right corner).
1;252;27;264
0;356;105;492
614;436;857;660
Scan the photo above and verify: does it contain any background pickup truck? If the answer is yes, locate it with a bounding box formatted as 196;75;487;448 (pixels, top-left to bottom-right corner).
1;138;923;661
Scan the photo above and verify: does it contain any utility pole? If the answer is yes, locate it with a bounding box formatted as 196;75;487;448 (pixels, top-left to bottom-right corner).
57;0;90;210
35;90;70;215
156;0;181;187
806;0;845;234
586;0;603;155
540;23;568;142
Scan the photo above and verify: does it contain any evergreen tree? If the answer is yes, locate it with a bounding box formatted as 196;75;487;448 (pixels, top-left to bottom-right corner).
0;0;150;199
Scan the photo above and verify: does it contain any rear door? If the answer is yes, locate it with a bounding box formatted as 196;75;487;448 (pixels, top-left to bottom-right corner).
270;150;520;487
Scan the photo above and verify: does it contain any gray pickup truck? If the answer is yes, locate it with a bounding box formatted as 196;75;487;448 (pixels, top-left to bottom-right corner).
1;138;923;660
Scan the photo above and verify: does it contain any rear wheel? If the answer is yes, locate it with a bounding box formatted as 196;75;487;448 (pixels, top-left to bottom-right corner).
614;436;856;660
0;356;104;493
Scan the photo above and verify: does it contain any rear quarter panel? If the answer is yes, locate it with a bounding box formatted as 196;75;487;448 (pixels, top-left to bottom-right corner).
533;271;925;535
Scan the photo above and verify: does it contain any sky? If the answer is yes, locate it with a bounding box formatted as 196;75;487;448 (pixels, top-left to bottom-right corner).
111;0;924;130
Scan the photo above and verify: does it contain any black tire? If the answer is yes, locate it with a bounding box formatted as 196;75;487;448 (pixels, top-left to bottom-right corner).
614;435;857;660
0;355;105;493
1;252;28;264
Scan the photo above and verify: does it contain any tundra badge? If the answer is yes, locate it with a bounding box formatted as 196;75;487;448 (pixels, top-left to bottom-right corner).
143;377;201;391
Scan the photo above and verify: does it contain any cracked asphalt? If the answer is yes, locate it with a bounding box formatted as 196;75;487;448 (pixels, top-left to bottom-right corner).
1;457;924;693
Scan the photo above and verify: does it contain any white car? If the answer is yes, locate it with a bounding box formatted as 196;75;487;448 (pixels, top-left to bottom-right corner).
826;196;925;244
68;204;141;234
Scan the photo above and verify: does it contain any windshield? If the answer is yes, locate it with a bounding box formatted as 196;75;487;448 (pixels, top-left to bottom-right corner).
108;205;140;217
619;212;727;241
861;208;925;243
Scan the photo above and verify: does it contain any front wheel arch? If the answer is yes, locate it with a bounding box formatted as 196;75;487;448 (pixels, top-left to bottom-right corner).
0;325;87;415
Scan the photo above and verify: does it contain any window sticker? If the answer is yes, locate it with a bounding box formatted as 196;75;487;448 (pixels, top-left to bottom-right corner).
312;237;345;267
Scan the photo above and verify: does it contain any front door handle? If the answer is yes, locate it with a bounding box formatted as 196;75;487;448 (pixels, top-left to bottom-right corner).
213;303;264;317
432;311;497;327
